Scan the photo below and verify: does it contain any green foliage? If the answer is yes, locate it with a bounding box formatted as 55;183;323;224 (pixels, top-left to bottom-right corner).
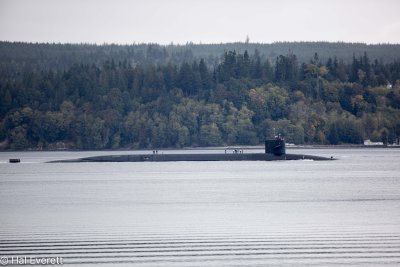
9;126;29;149
261;119;305;144
327;115;363;144
275;54;298;83
1;43;400;150
199;123;222;146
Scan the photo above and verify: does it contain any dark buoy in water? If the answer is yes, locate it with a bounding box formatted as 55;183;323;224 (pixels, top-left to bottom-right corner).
9;158;20;163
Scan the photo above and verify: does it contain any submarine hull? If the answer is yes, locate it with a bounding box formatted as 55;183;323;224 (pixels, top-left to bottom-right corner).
48;138;334;163
49;153;333;163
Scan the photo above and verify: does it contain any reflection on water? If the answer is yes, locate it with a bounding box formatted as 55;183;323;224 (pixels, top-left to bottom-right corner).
0;148;400;266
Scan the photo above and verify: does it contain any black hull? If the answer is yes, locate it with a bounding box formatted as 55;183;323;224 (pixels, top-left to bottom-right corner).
49;153;333;163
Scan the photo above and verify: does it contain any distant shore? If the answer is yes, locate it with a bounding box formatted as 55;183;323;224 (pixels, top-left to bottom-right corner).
1;144;399;153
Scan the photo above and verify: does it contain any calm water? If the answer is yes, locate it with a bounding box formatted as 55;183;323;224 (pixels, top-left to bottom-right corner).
0;148;400;266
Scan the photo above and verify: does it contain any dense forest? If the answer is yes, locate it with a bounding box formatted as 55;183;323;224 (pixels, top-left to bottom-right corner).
1;42;400;150
1;41;400;72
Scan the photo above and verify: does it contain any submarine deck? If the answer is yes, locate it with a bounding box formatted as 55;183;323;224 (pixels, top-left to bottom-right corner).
49;153;333;163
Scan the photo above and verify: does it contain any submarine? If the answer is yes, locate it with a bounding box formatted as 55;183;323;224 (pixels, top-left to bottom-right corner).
49;137;334;163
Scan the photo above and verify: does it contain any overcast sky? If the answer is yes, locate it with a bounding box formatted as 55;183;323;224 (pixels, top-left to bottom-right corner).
1;0;399;44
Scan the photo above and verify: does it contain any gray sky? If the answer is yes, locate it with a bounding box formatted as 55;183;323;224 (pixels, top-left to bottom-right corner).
1;0;399;44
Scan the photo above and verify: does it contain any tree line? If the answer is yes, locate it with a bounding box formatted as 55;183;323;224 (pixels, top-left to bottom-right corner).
2;41;400;74
1;46;400;150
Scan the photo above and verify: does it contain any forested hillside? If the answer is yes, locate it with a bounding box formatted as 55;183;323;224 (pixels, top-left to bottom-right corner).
2;41;400;72
1;42;400;150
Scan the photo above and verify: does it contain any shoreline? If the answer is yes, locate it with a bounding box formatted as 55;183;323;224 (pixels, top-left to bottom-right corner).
0;144;399;153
